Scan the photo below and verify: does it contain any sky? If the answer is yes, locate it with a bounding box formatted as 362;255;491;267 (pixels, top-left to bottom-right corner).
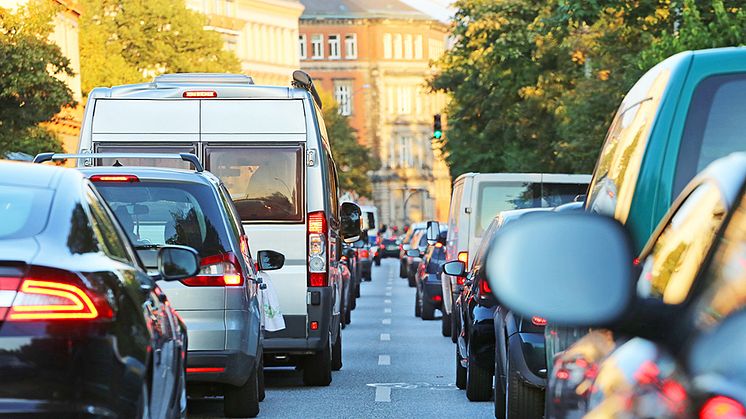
399;0;455;22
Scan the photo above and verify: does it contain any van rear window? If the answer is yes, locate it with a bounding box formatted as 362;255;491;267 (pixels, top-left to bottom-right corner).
205;146;303;222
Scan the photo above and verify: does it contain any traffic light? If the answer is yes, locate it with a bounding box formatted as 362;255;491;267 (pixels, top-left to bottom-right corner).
433;114;443;139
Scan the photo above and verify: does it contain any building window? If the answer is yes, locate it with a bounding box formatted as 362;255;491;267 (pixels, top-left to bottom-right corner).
404;34;413;59
311;34;323;59
415;35;423;59
397;86;411;114
345;34;357;59
298;34;307;59
328;34;340;59
399;136;413;168
334;80;353;116
393;34;403;59
383;33;392;59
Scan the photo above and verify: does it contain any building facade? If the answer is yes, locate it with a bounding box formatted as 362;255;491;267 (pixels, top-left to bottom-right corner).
186;0;305;86
299;0;451;228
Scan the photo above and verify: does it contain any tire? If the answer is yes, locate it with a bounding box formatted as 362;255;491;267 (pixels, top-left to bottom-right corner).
355;282;361;298
399;262;407;278
258;353;266;402
442;310;452;337
331;329;343;371
456;346;467;390
415;289;421;317
364;270;372;281
466;341;493;401
303;333;332;386
422;297;436;320
374;257;381;266
505;353;544;419
224;362;260;418
451;301;459;343
345;302;352;325
340;302;347;330
408;272;416;287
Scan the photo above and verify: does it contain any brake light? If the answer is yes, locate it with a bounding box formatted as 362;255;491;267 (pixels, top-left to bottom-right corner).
4;267;113;321
531;316;547;326
360;249;370;259
456;276;465;285
183;90;217;98
181;252;244;286
479;279;491;295
308;211;328;287
457;251;468;265
555;369;570;380
89;174;139;183
187;367;224;373
435;242;443;248
310;321;319;330
700;396;746;419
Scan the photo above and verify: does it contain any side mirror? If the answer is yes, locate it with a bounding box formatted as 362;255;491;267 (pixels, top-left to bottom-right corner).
443;260;466;277
406;249;420;258
402;244;411;251
486;213;633;327
340;202;363;243
257;250;285;271
426;221;440;244
157;245;199;281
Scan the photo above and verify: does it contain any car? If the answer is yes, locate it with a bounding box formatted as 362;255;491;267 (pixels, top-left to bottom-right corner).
442;173;590;345
379;237;400;258
75;71;364;386
360;205;380;265
412;227;448;321
546;46;746;380
0;161;195;418
485;152;746;419
352;238;373;281
341;243;360;303
399;222;426;278
406;230;429;287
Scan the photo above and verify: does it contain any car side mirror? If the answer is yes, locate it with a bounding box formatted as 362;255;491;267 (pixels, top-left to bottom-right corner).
257;250;285;271
340;202;362;243
406;249;420;258
426;220;440;244
485;213;634;327
402;244;411;251
157;245;200;281
443;260;466;277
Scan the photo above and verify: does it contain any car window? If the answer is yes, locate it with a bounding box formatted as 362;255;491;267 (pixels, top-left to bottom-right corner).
636;182;726;304
0;185;52;239
85;187;135;263
674;74;746;194
427;245;445;272
447;182;464;247
327;149;340;220
94;144;195;170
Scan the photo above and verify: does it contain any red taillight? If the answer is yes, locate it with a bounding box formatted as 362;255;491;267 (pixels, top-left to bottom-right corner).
308;211;328;287
555;369;570;380
308;211;327;234
456;276;465;285
183;90;217;98
4;267;113;321
89;174;139;183
479;279;491;295
457;251;468;266
531;316;547;326
700;396;746;419
187;367;224;373
310;321;319;330
435;242;443;248
360;249;370;259
181;253;244;287
432;295;442;302
633;257;641;266
309;273;327;287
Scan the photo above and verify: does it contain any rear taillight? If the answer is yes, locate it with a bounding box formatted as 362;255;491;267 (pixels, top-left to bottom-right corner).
181;252;244;287
89;174;139;183
457;251;468;266
187;367;224;373
3;267;113;321
479;279;491;295
360;249;370;259
700;396;746;419
531;316;547;326
555;369;570;380
456;276;465;286
308;211;328;287
183;90;217;98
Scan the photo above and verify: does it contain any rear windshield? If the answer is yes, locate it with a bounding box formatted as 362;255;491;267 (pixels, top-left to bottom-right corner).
205;146;303;222
0;186;52;239
95;181;232;258
476;182;588;236
94;144;196;170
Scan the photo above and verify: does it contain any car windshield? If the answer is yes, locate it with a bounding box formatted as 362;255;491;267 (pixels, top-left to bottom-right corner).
95;181;232;258
0;185;52;239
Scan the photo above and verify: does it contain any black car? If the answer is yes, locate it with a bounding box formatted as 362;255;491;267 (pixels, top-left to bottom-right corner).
413;229;447;321
380;238;400;258
0;161;196;417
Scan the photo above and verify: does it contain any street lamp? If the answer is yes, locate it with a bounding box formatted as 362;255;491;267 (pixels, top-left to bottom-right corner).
402;187;429;227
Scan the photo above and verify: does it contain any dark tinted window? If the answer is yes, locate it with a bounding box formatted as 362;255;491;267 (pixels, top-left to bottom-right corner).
674;74;746;194
94;144;195;170
0;185;52;239
205;146;303;222
96;181;232;258
427;245;446;272
85;187;133;263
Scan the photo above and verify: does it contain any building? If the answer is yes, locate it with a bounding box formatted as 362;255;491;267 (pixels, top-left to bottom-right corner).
186;0;305;86
299;0;451;228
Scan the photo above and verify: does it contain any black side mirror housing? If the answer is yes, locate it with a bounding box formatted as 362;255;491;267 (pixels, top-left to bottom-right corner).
340;202;363;243
157;245;200;281
257;250;285;271
443;260;466;277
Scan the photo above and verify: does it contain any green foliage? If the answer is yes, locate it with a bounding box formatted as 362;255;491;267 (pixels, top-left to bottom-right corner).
80;0;241;95
0;1;73;157
431;0;745;178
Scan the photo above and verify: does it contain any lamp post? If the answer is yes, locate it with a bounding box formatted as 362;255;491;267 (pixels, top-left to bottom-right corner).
402;187;429;227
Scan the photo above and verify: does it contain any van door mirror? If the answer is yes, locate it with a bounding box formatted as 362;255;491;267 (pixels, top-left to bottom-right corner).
340;202;362;243
443;260;466;277
157;245;200;281
257;250;285;271
426;221;440;245
485;213;634;327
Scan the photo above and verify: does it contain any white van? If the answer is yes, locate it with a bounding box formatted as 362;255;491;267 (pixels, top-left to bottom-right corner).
441;173;591;337
77;72;361;386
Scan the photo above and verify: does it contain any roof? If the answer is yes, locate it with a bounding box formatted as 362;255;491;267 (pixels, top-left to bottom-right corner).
78;166;220;186
300;0;433;20
0;160;77;189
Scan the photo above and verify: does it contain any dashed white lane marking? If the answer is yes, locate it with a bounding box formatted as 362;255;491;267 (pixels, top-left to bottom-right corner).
385;292;392;297
384;308;392;313
375;386;391;402
382;318;391;325
380;333;390;341
386;286;392;291
384;299;391;304
378;355;391;365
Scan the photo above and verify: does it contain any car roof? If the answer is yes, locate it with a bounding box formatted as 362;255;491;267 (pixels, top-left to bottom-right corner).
77;166;221;186
0;160;82;189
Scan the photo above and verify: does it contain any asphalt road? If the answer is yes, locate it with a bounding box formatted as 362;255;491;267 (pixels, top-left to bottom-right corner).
188;258;493;418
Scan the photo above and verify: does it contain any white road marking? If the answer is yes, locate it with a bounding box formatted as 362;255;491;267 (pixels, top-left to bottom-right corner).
385;291;392;296
378;355;391;365
384;308;392;313
375;386;391;402
384;299;391;304
386;286;392;291
382;318;391;325
380;333;390;341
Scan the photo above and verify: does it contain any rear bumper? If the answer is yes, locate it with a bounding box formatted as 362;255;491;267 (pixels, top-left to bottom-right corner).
187;350;256;386
359;260;372;274
422;283;443;308
263;287;334;357
508;332;547;388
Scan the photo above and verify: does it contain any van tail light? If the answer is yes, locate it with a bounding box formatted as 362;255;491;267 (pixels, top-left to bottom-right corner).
457;251;468;266
700;396;746;419
181;252;244;287
308;211;328;287
479;279;491;295
89;174;139;183
360;249;370;259
531;316;547;326
183;90;217;98
3;266;113;321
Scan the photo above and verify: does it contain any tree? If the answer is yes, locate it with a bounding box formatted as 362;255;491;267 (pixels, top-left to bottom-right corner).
317;88;380;198
0;2;75;157
79;0;241;95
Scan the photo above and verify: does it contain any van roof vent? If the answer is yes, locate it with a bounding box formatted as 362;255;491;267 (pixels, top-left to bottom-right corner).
153;73;254;85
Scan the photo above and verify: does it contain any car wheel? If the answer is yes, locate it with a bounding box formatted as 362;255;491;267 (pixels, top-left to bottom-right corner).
421;297;436;320
374;258;381;266
224;362;260;418
466;341;493;401
456;346;467;390
303;332;333;386
408;273;416;287
505;351;544;419
415;289;421;317
442;310;451;337
399;262;407;278
331;329;343;371
355;282;361;298
364;270;372;281
345;302;352;325
340;303;347;330
258;352;266;402
450;301;459;343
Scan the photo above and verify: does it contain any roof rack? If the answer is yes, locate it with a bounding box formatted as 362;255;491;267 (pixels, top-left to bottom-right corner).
292;70;323;109
33;152;204;172
153;73;254;85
